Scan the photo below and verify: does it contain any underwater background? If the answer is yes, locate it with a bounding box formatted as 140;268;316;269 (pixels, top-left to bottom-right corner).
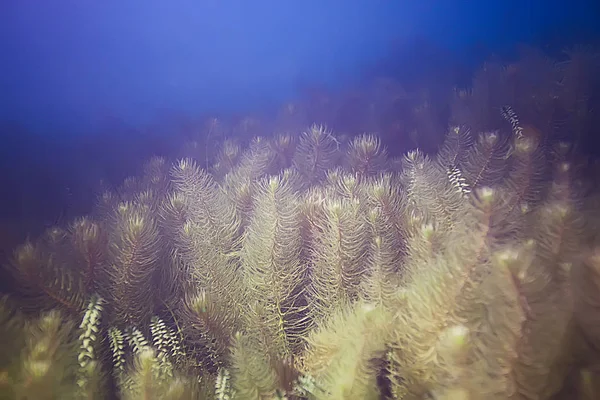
2;0;600;398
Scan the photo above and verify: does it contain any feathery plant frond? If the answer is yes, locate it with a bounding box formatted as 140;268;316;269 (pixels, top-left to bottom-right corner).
158;191;190;238
270;133;298;171
10;232;88;315
69;217;107;292
223;136;279;219
170;158;241;253
9;217;107;317
292;124;341;185
461;130;510;189
0;303;108;399
300;301;391;400
278;166;305;194
113;176;146;204
299;185;334;234
467;238;575;398
157;191;194;306
360;209;405;307
121;346;201;400
401;149;464;234
141;156;171;197
437;125;475;198
363;173;407;242
437;125;474;169
212;139;242;179
104;201;161;327
169;159;248;375
401;212;447;273
170;158;246;341
388;186;497;398
177;287;238;373
94;190;120;222
133;189;162;215
324;169;367;202
425;324;471;399
530;161;586;270
497;129;548;240
307;196;370;323
230;331;280;399
346;133;389;178
361;174;408;296
170;158;210;201
241;173;308;359
11;310;78;400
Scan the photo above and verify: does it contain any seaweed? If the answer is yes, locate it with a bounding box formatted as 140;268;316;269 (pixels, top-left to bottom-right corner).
1;50;600;400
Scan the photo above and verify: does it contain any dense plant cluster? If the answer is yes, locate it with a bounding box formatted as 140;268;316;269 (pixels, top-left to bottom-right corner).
1;47;600;400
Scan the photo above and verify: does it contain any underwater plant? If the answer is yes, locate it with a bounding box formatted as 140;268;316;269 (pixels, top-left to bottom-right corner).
1;49;600;399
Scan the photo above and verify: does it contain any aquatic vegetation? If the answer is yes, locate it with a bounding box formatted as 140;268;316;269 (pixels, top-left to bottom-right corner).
1;50;600;399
